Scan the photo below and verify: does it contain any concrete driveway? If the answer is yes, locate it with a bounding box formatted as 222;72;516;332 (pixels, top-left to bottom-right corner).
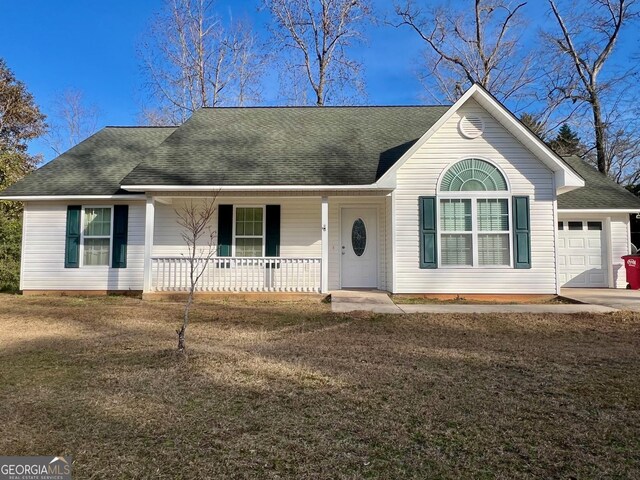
561;288;640;312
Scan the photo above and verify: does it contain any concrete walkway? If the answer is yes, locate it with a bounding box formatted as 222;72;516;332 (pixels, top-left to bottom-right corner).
398;303;617;314
330;290;404;314
562;288;640;312
331;290;619;314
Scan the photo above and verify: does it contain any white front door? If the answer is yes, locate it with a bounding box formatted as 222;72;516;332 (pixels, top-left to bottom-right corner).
558;220;608;287
341;208;377;288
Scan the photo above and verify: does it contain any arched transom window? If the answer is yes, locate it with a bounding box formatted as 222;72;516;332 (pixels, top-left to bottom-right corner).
440;158;508;192
437;159;512;268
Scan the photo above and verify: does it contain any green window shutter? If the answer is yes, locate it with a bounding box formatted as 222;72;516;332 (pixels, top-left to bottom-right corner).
217;204;233;257
265;205;281;257
111;205;129;268
65;205;81;268
513;196;531;269
419;196;437;269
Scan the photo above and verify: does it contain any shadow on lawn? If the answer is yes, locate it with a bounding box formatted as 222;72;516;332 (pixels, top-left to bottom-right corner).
0;297;639;478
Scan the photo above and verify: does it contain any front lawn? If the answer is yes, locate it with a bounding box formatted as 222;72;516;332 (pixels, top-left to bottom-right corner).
0;295;638;478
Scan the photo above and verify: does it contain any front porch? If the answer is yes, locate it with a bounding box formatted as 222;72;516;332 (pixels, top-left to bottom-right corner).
141;191;391;294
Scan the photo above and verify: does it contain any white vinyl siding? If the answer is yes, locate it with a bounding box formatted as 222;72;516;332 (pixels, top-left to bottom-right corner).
153;197;322;258
611;215;632;288
21;201;145;291
393;99;557;294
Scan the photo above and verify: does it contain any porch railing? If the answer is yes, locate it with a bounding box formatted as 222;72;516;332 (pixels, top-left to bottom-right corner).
151;256;322;293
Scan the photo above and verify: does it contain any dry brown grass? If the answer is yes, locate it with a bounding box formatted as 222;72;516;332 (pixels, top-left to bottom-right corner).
0;294;639;479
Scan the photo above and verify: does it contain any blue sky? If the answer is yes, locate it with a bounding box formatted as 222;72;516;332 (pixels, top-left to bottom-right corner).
1;1;637;163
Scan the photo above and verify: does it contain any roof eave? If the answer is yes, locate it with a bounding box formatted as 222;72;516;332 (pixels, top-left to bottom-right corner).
120;184;390;192
558;208;640;214
0;194;146;201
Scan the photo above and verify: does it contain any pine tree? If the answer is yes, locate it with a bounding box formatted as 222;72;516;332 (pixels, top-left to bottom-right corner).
549;124;582;156
520;113;546;141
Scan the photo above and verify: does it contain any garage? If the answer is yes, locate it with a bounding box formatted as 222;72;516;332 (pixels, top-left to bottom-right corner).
558;220;608;287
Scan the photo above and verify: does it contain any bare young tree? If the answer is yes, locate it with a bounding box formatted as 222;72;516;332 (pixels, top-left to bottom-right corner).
175;196;218;353
394;0;536;104
544;0;639;174
265;0;370;106
141;0;265;124
47;89;99;155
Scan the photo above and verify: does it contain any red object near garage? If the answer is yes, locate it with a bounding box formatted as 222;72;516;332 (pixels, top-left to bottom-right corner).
622;255;640;289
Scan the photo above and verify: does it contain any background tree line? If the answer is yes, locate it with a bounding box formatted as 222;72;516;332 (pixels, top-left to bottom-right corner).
1;0;639;291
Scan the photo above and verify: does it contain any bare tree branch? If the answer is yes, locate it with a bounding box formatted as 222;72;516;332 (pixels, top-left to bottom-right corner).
46;89;99;156
393;0;537;105
140;0;265;124
265;0;370;106
544;0;638;174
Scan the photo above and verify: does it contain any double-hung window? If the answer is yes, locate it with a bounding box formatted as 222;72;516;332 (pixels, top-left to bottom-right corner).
440;199;473;266
438;158;511;268
83;207;112;266
477;199;510;266
234;207;264;257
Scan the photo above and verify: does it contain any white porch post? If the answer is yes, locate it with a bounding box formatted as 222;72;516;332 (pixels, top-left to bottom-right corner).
321;196;329;293
143;195;155;293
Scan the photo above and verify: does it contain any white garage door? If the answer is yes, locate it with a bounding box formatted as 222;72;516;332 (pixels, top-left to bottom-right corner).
558;220;608;287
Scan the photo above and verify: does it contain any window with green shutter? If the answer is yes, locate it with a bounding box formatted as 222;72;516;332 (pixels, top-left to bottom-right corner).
217;204;281;258
419;196;437;268
512;196;531;269
65;205;81;268
217;205;233;257
66;205;129;268
112;205;128;268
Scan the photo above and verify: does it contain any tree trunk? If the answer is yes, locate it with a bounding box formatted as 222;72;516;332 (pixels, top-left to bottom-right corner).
591;93;608;174
177;324;186;353
177;290;193;353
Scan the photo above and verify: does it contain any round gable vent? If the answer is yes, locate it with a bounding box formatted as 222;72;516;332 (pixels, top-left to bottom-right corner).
459;115;485;139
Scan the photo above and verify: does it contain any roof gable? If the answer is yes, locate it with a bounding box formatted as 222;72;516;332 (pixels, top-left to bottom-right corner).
376;84;585;193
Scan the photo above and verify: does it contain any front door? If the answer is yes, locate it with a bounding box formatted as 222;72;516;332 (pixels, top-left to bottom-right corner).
341;208;377;288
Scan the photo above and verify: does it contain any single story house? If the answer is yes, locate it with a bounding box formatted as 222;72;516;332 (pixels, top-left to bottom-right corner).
2;84;640;295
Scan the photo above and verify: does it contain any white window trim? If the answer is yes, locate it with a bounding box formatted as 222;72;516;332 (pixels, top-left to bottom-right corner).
436;156;512;193
80;205;114;268
232;205;266;257
437;193;513;269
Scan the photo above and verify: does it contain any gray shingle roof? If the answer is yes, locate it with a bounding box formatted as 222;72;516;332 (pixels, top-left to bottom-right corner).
120;106;451;186
1;127;176;196
558;156;640;210
4;108;638;213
